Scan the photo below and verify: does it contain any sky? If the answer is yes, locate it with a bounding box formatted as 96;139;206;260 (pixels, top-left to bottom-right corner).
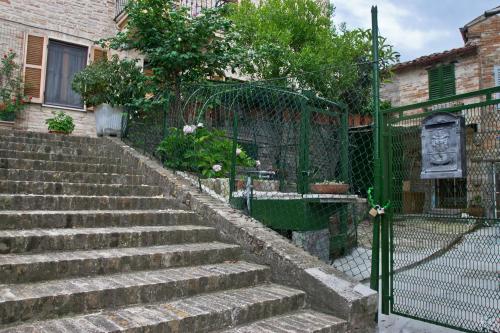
333;0;499;62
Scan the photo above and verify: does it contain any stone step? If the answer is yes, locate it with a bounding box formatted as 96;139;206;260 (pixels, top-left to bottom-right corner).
0;135;107;149
0;169;147;185
0;149;124;165
0;210;200;230
0;129;103;145
0;142;119;158
0;225;216;254
0;194;178;211
0;157;130;174
0;242;241;283
0;283;302;332
0;262;271;326
218;310;347;333
0;180;162;196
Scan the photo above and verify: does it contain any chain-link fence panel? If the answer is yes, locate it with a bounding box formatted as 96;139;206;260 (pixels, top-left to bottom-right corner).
386;88;500;333
123;62;377;281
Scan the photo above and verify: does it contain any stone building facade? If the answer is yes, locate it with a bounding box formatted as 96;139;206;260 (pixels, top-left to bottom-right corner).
380;7;500;218
381;6;500;107
0;0;122;136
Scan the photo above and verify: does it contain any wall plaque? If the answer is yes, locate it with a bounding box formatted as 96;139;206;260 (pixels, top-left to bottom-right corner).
421;112;466;179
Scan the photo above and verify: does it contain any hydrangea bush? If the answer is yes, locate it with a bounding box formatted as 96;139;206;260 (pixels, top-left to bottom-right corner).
157;124;256;178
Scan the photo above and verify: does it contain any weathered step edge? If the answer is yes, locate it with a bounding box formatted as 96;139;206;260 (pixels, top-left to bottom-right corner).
0;242;242;283
0;209;202;230
218;309;348;333
0;262;270;325
0;194;178;211
0;180;162;196
107;137;378;333
0;225;217;253
0;284;304;333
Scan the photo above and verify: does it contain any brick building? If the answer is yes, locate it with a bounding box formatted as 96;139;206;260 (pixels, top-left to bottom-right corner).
381;6;500;106
0;0;235;136
381;6;500;218
0;0;126;136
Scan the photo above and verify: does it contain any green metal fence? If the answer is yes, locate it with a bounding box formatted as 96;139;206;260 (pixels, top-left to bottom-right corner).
123;63;378;280
382;87;500;333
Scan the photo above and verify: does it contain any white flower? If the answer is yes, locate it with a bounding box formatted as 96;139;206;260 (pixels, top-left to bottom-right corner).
183;124;195;134
197;122;204;128
178;37;182;42
236;148;242;156
255;160;261;168
142;9;148;13
212;164;222;172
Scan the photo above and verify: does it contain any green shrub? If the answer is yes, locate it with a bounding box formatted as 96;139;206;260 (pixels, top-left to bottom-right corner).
157;124;256;178
45;111;75;134
72;55;145;107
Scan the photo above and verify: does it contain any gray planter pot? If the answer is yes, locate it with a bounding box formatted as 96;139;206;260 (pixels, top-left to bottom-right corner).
95;104;124;137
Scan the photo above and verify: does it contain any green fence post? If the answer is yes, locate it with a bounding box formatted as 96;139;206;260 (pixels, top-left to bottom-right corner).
371;5;391;315
370;5;381;294
341;110;349;183
298;103;311;194
229;101;239;201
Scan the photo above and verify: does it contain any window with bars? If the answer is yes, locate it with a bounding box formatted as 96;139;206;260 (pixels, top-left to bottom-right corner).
427;63;456;100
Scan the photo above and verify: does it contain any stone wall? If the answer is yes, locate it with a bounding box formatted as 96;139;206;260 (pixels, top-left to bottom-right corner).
0;0;118;137
380;54;480;108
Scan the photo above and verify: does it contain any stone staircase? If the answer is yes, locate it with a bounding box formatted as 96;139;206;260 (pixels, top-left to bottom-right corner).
0;130;347;332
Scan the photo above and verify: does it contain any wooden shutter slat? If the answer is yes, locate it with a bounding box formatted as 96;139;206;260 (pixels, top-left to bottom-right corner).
25;35;45;66
93;48;108;62
24;68;42;99
23;34;47;104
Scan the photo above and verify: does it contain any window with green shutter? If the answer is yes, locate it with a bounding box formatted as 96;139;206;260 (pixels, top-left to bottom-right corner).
427;64;456;100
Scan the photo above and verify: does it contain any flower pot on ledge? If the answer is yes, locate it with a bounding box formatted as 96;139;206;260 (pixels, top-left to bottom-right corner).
48;130;69;135
309;183;349;194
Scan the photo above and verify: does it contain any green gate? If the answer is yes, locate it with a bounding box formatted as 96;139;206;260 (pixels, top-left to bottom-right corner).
381;87;500;332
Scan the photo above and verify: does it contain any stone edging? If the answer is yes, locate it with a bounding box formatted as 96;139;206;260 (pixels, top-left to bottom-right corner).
106;137;377;333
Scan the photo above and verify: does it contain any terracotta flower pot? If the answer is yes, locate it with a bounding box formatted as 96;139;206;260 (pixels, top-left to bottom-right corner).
309;183;349;194
48;130;69;135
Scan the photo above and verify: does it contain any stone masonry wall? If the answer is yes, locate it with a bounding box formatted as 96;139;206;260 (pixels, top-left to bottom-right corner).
380;54;480;107
0;0;118;137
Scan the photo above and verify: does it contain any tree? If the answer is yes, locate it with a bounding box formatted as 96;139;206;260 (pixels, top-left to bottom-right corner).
228;0;398;105
102;0;243;119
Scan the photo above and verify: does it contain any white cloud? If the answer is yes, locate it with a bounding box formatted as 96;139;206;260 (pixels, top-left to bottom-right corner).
333;0;453;60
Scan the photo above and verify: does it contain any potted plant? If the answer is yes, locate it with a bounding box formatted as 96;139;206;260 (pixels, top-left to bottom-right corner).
309;180;349;194
0;50;31;122
466;195;485;217
72;55;145;137
45;111;75;134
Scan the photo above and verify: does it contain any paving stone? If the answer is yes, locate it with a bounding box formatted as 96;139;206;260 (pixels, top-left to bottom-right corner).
0;210;201;230
0;149;124;165
0;242;241;283
0;284;305;332
0;158;130;174
0;142;120;158
0;181;162;196
0;195;178;210
0;169;147;185
219;310;348;333
0;225;217;253
0;262;270;325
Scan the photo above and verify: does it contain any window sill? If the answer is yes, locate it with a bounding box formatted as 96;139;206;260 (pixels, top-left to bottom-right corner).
42;104;86;112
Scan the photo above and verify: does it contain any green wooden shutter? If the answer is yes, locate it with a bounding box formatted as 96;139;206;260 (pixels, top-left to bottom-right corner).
428;64;455;100
441;64;455;97
428;67;441;100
